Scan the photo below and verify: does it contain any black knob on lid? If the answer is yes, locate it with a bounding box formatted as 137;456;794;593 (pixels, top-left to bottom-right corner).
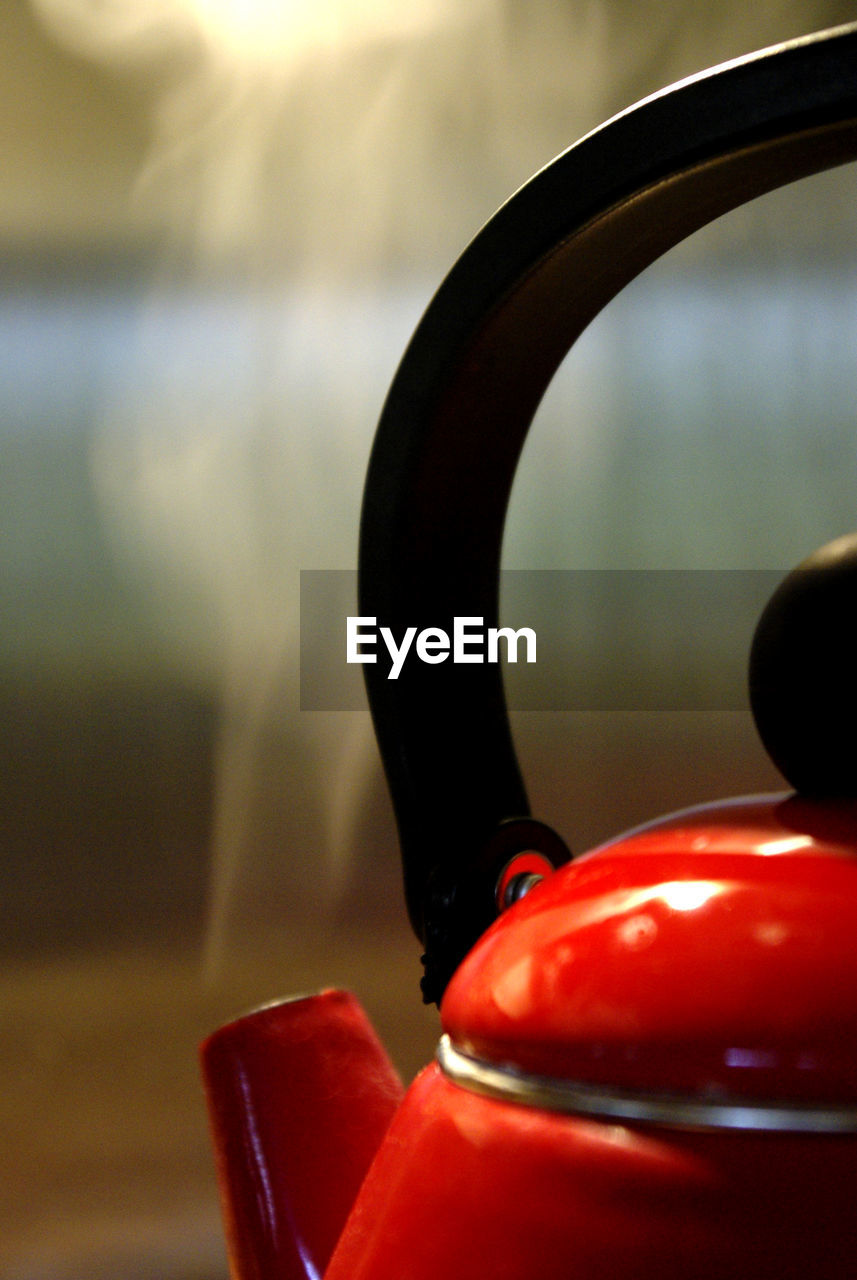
749;533;857;797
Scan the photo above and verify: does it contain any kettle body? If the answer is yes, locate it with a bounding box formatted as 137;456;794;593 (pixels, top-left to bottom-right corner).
325;1069;857;1280
201;23;857;1280
203;792;857;1279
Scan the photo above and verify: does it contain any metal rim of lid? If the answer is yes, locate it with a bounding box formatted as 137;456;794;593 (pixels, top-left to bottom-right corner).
437;1035;857;1133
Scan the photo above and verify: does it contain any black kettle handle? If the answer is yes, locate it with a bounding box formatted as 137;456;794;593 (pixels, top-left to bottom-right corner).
358;22;857;1003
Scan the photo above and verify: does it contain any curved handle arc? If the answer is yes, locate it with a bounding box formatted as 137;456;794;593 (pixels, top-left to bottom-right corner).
358;23;857;1001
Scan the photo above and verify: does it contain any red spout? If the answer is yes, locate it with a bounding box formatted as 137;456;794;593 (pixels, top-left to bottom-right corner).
201;989;404;1280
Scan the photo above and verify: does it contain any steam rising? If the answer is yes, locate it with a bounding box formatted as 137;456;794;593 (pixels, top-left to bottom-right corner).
28;0;519;972
30;0;505;269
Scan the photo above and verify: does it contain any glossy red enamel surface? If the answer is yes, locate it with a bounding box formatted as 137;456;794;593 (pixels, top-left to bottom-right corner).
442;794;857;1100
326;1064;857;1280
200;989;403;1280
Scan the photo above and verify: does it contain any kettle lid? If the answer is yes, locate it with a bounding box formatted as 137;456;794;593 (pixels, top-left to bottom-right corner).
442;794;857;1108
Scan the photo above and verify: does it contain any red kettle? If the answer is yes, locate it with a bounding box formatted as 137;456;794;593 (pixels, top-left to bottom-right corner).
201;24;857;1280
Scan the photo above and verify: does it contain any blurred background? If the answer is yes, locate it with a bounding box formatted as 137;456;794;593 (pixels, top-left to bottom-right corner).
3;0;857;1275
